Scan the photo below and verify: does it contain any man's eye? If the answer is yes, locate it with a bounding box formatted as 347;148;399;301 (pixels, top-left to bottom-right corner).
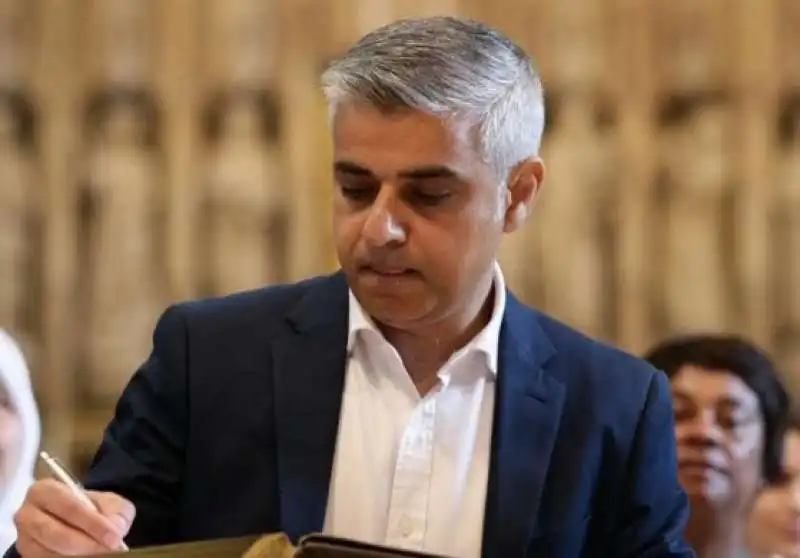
411;191;451;206
340;187;375;201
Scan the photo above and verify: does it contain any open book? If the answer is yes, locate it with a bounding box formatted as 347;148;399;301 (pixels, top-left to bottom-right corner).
87;533;450;557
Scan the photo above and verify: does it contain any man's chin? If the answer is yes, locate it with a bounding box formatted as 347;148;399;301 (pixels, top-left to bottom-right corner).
363;302;429;330
353;292;432;329
354;268;423;293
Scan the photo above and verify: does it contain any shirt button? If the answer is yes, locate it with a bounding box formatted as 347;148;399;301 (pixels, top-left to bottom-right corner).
398;515;413;537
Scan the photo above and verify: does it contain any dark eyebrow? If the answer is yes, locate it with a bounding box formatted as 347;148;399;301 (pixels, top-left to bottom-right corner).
333;160;459;180
333;161;374;176
397;165;459;180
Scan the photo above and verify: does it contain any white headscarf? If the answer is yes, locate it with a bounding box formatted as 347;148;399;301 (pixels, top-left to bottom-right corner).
0;330;41;552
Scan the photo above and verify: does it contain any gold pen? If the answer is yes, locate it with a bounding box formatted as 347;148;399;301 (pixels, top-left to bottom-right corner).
39;451;130;551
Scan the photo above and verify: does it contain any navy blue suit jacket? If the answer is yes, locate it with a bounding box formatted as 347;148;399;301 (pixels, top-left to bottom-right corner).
7;272;694;557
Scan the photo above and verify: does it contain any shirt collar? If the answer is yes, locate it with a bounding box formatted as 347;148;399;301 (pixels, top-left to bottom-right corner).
346;261;507;376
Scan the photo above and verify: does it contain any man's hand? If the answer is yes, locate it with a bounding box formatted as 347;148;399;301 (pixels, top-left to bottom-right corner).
13;479;135;557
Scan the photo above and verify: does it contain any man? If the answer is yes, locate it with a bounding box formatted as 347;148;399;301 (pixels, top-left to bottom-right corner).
7;17;694;558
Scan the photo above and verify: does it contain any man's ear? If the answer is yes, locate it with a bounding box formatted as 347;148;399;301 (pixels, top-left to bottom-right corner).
503;157;545;233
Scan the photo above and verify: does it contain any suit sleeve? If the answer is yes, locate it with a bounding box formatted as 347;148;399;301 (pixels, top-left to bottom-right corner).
2;305;191;558
83;304;190;547
608;369;696;558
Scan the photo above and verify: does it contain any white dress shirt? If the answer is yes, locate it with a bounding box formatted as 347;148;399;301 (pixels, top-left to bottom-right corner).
322;263;507;558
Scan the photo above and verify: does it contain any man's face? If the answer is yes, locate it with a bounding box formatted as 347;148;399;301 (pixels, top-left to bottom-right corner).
331;103;541;329
670;365;764;512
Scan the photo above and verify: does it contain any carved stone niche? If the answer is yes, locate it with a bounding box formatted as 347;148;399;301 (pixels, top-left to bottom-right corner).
544;90;617;136
0;88;40;362
654;90;735;333
83;89;161;147
203;87;280;143
534;89;619;340
772;93;800;333
774;325;800;393
777;92;800;151
200;87;287;296
76;88;166;406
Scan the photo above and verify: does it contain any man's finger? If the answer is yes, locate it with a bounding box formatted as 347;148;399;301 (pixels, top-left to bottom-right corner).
89;491;136;532
15;535;60;558
18;506;112;556
27;480;124;547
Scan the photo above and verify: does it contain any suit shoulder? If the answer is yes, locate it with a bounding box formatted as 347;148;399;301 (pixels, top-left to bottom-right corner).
534;310;661;394
167;274;334;332
530;311;671;456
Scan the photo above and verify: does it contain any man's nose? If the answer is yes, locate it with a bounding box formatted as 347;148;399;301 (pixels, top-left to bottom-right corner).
361;189;407;248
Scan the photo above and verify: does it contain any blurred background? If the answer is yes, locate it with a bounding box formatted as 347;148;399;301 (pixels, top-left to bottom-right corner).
0;0;797;473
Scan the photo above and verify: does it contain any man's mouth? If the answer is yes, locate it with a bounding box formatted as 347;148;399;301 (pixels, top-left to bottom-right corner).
362;265;413;275
359;266;419;279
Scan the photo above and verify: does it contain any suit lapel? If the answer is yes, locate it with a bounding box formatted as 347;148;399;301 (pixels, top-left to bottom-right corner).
482;295;565;558
270;275;566;553
272;272;350;542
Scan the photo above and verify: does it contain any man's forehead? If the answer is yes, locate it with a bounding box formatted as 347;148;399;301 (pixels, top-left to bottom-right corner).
331;103;483;177
333;103;475;145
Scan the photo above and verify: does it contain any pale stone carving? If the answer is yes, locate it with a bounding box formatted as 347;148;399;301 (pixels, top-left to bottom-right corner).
88;0;153;87
80;92;165;402
535;90;616;339
653;0;725;91
205;0;278;87
549;0;605;90
203;90;286;295
779;0;800;87
661;94;732;333
0;0;32;87
0;92;36;353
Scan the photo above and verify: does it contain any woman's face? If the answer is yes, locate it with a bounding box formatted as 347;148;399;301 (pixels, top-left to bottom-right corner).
0;382;22;491
748;431;800;556
670;364;764;512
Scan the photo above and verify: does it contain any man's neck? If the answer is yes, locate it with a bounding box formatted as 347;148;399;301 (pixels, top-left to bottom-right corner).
379;270;496;394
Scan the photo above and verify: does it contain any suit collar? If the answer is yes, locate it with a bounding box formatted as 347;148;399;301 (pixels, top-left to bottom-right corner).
273;272;350;542
286;272;350;333
481;294;565;558
498;291;557;386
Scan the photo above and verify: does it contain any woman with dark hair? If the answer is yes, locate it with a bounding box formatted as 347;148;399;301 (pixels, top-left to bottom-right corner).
748;408;800;556
645;334;793;557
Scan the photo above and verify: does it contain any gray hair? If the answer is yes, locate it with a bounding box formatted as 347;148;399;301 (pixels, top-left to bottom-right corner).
321;16;546;180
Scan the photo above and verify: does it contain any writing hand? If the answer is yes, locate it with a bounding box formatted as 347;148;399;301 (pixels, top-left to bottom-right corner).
14;479;135;557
